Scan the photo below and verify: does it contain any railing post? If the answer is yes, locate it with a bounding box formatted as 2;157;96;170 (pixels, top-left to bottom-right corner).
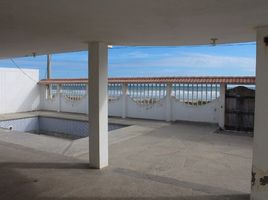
48;84;53;99
218;83;226;129
165;83;172;122
57;84;61;112
122;83;128;118
45;85;49;99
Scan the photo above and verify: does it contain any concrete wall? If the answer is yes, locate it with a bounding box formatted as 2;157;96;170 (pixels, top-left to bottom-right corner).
171;97;219;123
40;91;60;112
39;85;88;114
126;96;167;121
40;85;223;125
0;117;39;132
0;68;40;114
108;96;124;117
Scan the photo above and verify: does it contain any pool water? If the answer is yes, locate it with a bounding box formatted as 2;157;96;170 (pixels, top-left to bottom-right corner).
0;117;128;140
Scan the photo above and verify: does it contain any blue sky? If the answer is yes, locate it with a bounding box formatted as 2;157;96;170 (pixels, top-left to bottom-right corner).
0;43;256;79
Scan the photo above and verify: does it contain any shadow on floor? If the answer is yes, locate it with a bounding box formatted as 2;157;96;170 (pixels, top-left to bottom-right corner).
45;196;249;199
113;168;246;195
0;162;90;169
1;195;251;200
0;163;250;200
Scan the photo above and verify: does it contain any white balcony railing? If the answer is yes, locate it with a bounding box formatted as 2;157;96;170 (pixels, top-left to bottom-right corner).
38;77;255;127
39;77;233;127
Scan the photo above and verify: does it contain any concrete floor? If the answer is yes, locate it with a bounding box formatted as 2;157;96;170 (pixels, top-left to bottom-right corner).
0;112;253;200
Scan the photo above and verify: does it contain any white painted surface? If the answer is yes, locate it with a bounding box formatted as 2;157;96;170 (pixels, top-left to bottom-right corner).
109;96;123;118
165;83;172;121
88;42;108;169
60;95;88;114
171;98;219;123
0;1;268;57
121;83;128;118
126;96;167;121
251;27;268;200
40;85;223;124
40;85;88;114
0;68;39;114
39;85;59;112
218;84;226;129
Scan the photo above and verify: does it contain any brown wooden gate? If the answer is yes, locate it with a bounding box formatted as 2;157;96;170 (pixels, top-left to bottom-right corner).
225;86;255;131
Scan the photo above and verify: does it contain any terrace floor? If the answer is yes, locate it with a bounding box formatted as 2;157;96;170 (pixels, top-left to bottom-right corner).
0;111;252;200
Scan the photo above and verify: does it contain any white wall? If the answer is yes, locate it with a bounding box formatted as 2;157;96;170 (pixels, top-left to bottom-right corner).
108;96;124;117
39;85;88;114
0;68;40;114
171;97;219;123
126;96;167;121
39;85;59;111
110;93;222;124
40;85;223;125
60;95;88;114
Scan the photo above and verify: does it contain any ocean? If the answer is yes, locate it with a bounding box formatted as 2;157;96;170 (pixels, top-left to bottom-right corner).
49;83;255;102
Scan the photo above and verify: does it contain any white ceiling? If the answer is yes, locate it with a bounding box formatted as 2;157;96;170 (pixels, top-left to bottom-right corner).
0;0;267;58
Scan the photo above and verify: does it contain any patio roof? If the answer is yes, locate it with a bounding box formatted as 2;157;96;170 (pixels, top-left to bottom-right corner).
38;76;256;85
0;1;268;58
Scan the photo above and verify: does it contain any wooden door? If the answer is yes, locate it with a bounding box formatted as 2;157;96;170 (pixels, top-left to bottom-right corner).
225;86;255;132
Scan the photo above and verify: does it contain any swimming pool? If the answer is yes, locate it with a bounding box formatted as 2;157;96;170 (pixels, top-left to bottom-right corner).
0;117;128;140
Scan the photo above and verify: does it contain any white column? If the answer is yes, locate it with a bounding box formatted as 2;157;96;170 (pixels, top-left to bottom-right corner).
88;42;108;169
251;27;268;199
165;83;172;121
218;84;226;129
122;83;128;118
85;84;89;114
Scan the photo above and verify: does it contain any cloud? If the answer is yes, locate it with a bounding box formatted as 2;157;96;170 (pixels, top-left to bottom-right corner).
0;48;256;78
126;51;150;58
109;52;256;73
